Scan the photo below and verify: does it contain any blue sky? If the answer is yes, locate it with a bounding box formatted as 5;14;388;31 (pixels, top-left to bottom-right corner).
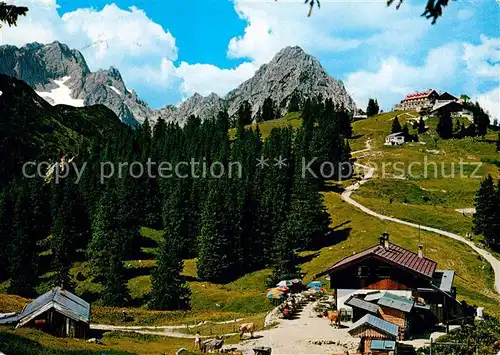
2;0;500;118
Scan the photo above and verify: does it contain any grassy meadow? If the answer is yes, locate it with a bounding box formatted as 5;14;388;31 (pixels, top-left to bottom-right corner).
1;110;499;354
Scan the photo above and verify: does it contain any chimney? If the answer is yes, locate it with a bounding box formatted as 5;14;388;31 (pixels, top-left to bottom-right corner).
418;244;423;258
380;231;389;249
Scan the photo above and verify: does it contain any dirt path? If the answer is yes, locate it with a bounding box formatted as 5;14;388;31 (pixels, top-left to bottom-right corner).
344;141;500;294
232;302;358;355
90;318;245;339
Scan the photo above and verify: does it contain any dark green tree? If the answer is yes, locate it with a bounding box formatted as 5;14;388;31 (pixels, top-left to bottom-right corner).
269;226;300;286
150;184;191;310
88;183;130;305
197;180;237;283
391;115;403;134
418;116;426;134
366;98;380;117
436;110;453;139
261;97;276;122
238;100;253;127
473;175;500;250
50;176;91;290
287;92;301;113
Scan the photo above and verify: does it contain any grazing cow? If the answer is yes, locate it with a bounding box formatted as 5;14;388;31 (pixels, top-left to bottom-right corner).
322;310;341;328
239;322;255;339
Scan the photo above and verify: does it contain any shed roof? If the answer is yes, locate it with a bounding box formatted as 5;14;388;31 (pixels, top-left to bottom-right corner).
18;287;90;327
364;292;384;302
371;340;396;351
345;296;380;314
316;242;437;279
349;314;399;338
433;270;455;293
377;292;414;313
387;132;404;138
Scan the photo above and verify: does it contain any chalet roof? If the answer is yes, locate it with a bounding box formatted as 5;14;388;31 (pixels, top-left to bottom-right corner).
438;92;458;101
17;287;90;327
431;100;463;113
371;340;396;351
349;314;399;338
377;292;414;313
316;242;437;279
345;296;380;314
403;89;436;101
433;270;455;293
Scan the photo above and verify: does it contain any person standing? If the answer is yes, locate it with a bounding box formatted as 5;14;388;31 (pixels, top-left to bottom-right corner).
194;331;201;350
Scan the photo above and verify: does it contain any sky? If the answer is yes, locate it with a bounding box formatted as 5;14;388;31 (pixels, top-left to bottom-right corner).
1;0;499;119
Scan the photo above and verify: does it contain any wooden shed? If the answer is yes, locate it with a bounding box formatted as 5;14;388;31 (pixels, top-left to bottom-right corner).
16;287;90;338
348;314;398;355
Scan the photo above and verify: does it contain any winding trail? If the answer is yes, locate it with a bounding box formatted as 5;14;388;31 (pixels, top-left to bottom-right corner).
343;141;500;294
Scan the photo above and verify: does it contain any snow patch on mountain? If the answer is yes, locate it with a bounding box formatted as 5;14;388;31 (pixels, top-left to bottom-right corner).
35;76;84;107
109;85;122;96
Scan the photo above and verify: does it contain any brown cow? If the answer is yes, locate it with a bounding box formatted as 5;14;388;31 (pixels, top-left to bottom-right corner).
322;310;341;328
239;322;255;339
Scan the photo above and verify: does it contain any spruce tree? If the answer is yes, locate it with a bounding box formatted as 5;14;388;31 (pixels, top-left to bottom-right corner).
88;183;130;305
50;175;90;289
287;93;301;113
436;110;453;139
197;180;237;283
287;132;331;250
150;184;191;310
8;181;40;297
366;98;380;117
473;176;500;249
238;100;253;126
261;97;276;122
418;117;426;134
0;187;13;281
269;225;300;286
391;116;403;134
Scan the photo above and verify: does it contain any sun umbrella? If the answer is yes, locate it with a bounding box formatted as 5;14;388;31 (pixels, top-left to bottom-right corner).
266;290;285;299
276;280;292;287
308;286;327;293
307;281;324;288
277;285;289;291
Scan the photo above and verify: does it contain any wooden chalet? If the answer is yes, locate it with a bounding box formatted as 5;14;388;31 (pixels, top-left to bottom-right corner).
316;233;457;326
14;287;90;338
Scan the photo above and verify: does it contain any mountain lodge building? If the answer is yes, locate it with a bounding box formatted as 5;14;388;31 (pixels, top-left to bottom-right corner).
316;233;457;329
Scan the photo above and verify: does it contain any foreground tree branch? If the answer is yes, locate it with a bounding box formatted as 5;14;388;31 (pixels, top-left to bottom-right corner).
0;2;28;28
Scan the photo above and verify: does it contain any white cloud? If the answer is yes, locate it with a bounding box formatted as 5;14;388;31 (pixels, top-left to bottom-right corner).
344;43;463;110
476;87;500;122
228;0;427;65
175;62;257;97
463;35;500;79
1;0;178;89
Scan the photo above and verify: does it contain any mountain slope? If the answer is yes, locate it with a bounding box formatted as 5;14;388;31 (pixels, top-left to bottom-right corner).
0;73;129;183
0;42;357;127
0;42;148;127
226;46;356;118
